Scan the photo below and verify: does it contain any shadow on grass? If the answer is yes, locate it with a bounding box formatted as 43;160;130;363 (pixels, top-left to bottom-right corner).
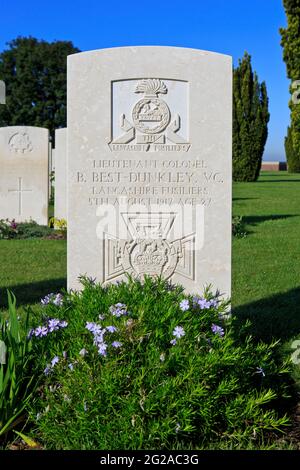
257;179;300;183
232;197;258;202
244;214;298;227
0;277;67;308
233;287;300;343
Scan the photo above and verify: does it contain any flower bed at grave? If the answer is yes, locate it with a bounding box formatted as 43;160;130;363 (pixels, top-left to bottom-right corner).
0;276;292;449
0;218;66;240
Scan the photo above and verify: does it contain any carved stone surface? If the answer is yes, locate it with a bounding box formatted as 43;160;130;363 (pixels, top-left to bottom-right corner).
54;128;67;221
0;126;49;224
67;47;232;297
9;132;33;154
110;78;189;151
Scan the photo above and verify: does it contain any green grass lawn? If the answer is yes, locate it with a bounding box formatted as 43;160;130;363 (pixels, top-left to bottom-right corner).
0;239;66;308
232;171;300;343
1;171;299;345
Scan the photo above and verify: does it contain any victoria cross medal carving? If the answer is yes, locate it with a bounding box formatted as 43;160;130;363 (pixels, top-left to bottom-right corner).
102;212;196;283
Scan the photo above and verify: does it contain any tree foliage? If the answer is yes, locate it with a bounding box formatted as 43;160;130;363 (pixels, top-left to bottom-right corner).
280;0;300;172
0;37;80;139
233;52;270;182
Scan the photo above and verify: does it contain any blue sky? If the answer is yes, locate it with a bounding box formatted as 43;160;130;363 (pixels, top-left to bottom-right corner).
0;0;290;160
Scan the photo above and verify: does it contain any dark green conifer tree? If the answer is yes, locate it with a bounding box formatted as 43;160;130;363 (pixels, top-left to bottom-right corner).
280;0;300;172
233;52;269;181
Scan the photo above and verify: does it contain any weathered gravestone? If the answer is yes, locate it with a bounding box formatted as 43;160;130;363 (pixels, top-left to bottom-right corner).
54;128;67;221
68;47;232;296
0;126;49;225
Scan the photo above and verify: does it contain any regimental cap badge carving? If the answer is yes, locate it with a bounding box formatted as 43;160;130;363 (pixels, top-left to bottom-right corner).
110;78;190;152
132;79;170;135
9;132;33;154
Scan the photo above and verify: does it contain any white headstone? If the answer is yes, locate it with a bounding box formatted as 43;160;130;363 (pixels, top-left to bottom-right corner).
0;81;5;105
67;47;232;296
54;128;67;221
0;126;49;225
48;140;53;201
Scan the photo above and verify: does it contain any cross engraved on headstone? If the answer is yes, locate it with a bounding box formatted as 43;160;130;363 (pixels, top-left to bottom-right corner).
8;177;33;215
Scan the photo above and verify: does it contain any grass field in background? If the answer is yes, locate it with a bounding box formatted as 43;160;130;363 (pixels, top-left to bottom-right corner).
0;171;299;346
232;172;300;343
0;239;66;308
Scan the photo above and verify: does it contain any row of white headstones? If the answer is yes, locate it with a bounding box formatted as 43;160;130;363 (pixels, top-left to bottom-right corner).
0;47;232;298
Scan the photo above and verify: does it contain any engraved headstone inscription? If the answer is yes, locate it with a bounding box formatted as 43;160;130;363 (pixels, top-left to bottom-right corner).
0;126;49;225
67;47;232;296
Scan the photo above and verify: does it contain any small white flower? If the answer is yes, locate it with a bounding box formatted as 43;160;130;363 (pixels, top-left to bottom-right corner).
79;348;87;357
160;353;165;362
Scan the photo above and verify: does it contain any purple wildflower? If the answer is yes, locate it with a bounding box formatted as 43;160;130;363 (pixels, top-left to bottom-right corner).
44;365;51;376
105;325;117;333
85;322;103;336
51;356;60;367
53;293;63;306
198;298;212;309
179;299;189;311
211;324;225;337
59;320;68;328
209;298;219;308
27;329;34;339
170;339;177;346
109;303;128;317
173;326;185;339
34;326;48;337
41;293;63;307
111;341;122;348
193;296;218;310
68;363;74;371
10;219;18;230
41;294;54;306
86;321;96;332
48;318;61;332
98;343;107;356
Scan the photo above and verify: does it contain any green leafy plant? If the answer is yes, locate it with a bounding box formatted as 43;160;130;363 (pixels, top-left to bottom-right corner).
28;277;291;450
0;219;55;240
15;221;53;239
0;219;18;239
232;216;248;238
0;292;35;439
